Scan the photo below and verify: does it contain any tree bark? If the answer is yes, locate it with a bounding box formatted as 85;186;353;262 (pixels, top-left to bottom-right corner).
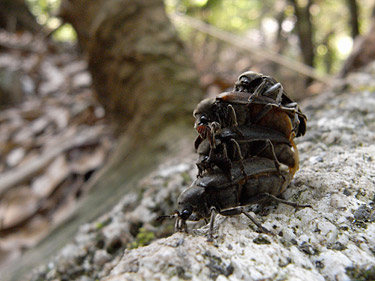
3;2;203;280
339;8;375;77
290;0;315;68
0;0;41;33
59;0;202;138
346;0;360;39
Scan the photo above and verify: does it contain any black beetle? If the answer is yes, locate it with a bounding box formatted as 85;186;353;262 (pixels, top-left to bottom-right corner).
172;157;310;240
158;71;309;241
195;124;299;178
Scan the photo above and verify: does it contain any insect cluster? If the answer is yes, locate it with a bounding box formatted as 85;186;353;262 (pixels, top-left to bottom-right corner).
161;71;309;240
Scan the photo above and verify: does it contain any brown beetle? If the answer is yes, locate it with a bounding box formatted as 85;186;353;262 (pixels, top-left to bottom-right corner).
193;72;307;141
195;124;299;178
172;157;310;240
193;94;301;178
231;71;307;138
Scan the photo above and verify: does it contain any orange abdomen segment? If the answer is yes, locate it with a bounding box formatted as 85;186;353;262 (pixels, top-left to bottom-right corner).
248;104;294;140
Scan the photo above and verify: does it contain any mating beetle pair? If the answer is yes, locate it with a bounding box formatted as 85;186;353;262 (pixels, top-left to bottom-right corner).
159;71;309;240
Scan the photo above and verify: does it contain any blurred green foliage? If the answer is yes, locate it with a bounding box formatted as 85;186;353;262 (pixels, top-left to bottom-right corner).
25;0;374;74
26;0;76;41
128;228;155;249
166;0;374;74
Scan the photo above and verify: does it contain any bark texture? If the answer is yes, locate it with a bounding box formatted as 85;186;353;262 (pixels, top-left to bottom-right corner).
290;0;315;68
60;0;202;137
339;11;375;77
347;0;360;39
3;2;202;280
0;0;41;33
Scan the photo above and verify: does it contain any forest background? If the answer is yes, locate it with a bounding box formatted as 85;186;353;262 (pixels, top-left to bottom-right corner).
0;0;375;280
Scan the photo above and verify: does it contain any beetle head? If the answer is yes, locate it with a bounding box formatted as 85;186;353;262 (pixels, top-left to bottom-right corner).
177;185;208;218
174;185;209;231
234;71;264;93
193;98;216;138
156;185;209;232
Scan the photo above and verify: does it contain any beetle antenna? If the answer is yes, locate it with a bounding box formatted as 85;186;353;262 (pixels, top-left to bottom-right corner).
156;211;179;222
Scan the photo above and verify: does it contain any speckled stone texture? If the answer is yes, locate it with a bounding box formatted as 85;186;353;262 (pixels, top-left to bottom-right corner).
30;64;375;281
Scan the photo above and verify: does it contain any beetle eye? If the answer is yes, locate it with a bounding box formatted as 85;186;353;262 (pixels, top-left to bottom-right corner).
239;76;250;84
180;209;192;220
199;115;208;125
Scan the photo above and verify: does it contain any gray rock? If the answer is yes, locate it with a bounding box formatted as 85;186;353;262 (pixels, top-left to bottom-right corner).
29;65;375;281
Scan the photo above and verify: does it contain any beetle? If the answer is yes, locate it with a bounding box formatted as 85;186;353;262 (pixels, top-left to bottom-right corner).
195;124;299;178
227;71;307;138
193;72;307;142
193;96;304;147
169;157;310;240
156;71;309;241
233;71;298;110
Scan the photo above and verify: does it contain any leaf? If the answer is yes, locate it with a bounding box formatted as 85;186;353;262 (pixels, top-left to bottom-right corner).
30;117;50;135
0;126;104;197
31;155;70;198
72;72;92;89
0;187;39;230
46;106;70;130
70;146;106;175
6;147;25;167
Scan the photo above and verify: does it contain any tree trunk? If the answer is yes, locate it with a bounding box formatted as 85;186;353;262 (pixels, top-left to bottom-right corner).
4;2;203;280
59;0;202;138
347;0;360;39
58;0;204;221
339;7;375;77
0;0;41;33
321;31;335;74
290;0;315;68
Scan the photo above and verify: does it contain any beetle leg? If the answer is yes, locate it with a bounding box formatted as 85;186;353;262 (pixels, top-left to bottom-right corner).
196;163;203;177
252;84;301;126
249;80;267;103
250;82;286;124
252;103;273;124
227;104;245;138
292;112;300;136
240;208;274;235
208;121;220;149
247;139;284;180
284;102;298;108
230;138;246;176
208;206;217;241
175;217;188;233
222;142;229;159
227;104;238;127
260;193;312;208
266;139;284;179
231;138;243;160
263;82;283;105
219;207;273;235
222;143;233;179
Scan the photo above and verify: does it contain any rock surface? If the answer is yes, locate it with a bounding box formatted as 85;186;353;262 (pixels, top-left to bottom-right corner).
29;65;375;281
